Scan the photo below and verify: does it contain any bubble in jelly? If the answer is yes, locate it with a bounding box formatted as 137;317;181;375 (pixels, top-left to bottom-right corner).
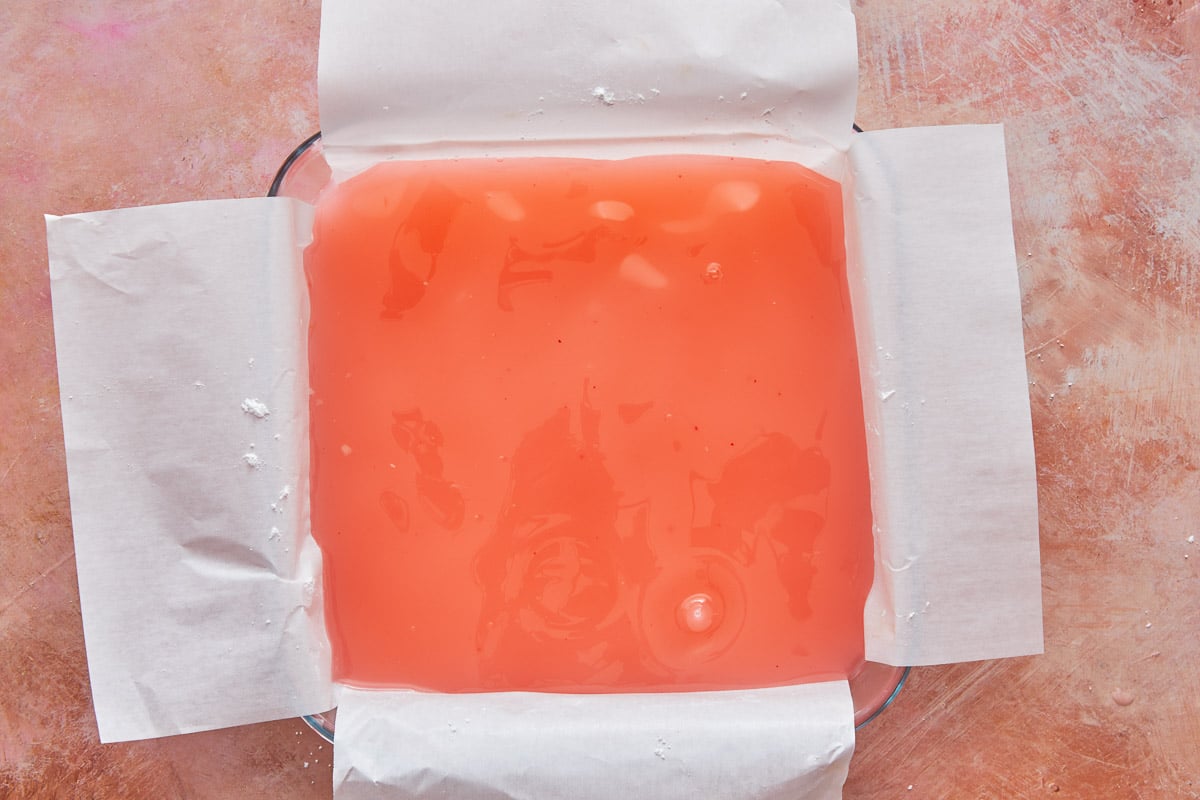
678;593;716;633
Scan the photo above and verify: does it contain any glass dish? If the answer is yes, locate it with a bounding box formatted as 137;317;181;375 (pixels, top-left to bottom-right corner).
270;133;909;743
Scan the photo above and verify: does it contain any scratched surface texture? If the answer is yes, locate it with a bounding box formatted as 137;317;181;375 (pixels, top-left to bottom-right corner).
0;1;1197;798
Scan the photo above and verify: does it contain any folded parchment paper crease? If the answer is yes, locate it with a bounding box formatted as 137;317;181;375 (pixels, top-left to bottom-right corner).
45;0;1042;796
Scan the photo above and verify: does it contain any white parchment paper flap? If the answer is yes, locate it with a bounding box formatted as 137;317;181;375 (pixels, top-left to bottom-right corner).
46;198;332;742
318;0;858;178
844;125;1044;666
332;683;855;800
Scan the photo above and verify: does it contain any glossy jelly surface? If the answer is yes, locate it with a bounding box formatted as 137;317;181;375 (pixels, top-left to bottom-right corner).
306;155;872;692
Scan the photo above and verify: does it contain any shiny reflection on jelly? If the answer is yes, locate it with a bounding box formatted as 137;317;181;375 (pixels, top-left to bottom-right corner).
678;593;718;633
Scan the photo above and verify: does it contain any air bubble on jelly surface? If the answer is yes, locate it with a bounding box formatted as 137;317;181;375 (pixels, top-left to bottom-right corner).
704;262;724;282
710;181;760;213
620;254;669;289
678;593;716;633
589;200;634;221
485;190;526;222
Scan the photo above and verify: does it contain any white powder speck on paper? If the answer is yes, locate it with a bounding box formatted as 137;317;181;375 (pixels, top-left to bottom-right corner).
241;398;270;418
271;484;292;513
591;86;615;105
247;357;255;368
268;526;281;541
1188;535;1195;543
242;453;263;469
880;389;896;401
193;381;206;389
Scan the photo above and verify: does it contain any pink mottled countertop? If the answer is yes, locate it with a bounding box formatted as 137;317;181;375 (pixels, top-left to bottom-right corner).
2;1;1198;797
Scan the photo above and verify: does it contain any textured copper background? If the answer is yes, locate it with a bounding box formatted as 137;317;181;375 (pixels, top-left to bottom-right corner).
1;1;1197;797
